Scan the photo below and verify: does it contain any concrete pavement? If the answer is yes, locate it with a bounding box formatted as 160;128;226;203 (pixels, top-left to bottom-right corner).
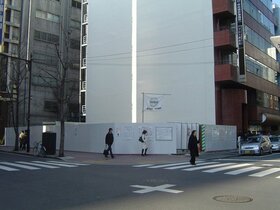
0;146;239;165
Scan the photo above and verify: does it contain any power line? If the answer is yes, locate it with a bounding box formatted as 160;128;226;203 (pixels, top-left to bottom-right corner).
85;38;213;59
86;61;214;66
86;44;213;62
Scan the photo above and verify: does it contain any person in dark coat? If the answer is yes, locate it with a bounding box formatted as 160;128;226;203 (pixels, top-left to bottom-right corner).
188;130;199;165
105;128;114;158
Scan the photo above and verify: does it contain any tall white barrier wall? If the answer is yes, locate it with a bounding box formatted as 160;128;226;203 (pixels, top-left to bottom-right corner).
4;123;236;154
201;125;237;152
114;123;177;154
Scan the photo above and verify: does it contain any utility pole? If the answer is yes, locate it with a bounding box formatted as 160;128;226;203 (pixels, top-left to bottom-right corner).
26;55;32;153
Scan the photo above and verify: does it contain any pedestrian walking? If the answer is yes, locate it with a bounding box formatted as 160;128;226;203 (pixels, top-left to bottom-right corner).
188;130;199;165
19;130;25;150
140;130;148;156
105;128;114;158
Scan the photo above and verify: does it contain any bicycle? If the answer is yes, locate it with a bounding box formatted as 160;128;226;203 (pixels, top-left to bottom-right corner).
33;141;46;157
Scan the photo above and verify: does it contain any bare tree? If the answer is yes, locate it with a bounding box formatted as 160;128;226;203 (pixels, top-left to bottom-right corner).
0;54;30;151
32;31;79;157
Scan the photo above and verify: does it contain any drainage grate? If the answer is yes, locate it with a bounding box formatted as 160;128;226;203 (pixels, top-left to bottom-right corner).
213;195;253;203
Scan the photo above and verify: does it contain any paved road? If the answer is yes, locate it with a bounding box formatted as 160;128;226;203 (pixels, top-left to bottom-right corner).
0;152;280;210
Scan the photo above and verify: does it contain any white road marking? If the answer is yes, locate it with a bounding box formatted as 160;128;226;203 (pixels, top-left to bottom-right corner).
131;184;183;194
0;162;40;170
218;158;257;162
0;165;19;171
183;163;234;171
249;168;280;177
33;161;77;168
133;164;155;168
47;161;89;166
263;159;280;163
165;162;219;170
16;161;59;169
225;166;263;175
261;164;274;167
203;163;253;173
148;161;203;169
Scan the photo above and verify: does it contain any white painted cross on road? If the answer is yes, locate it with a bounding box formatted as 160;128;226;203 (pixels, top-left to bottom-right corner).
131;184;183;194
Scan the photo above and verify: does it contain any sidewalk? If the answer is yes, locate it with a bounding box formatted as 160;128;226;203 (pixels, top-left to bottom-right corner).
0;146;239;165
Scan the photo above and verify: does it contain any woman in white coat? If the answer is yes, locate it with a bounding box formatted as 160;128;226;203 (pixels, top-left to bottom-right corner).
141;130;148;156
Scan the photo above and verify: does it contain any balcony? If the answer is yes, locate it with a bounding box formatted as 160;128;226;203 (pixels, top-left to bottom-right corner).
214;29;236;50
215;64;238;82
212;0;235;17
82;0;88;3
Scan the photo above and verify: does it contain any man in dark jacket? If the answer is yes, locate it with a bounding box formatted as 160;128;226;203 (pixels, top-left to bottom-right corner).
188;130;199;165
105;128;114;158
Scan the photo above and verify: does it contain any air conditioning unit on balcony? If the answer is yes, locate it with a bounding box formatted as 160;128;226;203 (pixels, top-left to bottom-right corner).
82;105;86;115
81;81;86;91
82;35;87;45
84;14;88;23
82;58;87;67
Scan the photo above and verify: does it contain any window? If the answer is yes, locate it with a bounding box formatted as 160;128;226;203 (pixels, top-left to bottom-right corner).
5;9;11;22
35;10;60;23
13;11;21;25
256;91;279;111
244;26;274;58
11;27;19;41
33;52;59;66
244;0;274;34
70;20;81;29
44;101;58;112
245;55;277;84
32;75;57;87
34;30;59;44
260;0;273;12
0;55;8;91
3;42;9;53
72;0;81;9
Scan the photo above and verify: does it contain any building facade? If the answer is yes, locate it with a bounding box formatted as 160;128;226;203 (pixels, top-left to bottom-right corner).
80;0;280;134
80;0;216;124
0;0;81;139
214;0;280;135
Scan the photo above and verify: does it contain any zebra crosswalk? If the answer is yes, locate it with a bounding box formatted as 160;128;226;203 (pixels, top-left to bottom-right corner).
0;160;89;172
132;161;280;179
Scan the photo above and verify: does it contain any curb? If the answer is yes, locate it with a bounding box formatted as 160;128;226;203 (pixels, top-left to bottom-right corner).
0;149;61;160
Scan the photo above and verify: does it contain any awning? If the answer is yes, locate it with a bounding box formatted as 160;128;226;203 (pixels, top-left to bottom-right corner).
261;113;280;125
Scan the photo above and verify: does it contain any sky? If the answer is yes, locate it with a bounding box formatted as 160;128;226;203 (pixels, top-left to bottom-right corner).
273;0;280;6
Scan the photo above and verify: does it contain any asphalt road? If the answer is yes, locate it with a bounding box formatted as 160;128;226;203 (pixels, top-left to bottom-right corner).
0;152;280;210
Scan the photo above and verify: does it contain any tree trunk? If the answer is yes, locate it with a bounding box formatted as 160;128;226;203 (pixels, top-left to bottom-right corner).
59;78;65;157
59;119;65;157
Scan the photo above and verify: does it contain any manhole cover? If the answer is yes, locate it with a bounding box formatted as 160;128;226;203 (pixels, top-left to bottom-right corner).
213;195;253;203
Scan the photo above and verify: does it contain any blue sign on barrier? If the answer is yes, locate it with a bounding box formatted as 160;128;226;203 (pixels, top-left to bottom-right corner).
0;0;4;45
